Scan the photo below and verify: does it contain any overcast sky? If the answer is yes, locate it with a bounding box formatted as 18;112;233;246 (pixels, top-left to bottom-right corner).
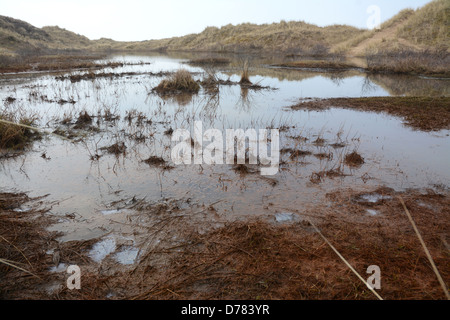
1;0;432;41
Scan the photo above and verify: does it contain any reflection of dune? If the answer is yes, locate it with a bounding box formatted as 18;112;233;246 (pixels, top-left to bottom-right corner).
369;74;450;97
222;67;362;82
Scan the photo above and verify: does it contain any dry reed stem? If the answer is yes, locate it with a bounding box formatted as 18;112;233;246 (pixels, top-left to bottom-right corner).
398;197;450;300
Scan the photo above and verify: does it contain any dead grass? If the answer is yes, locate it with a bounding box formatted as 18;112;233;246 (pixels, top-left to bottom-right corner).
187;57;231;66
290;97;450;131
73;111;92;129
101;142;127;155
153;69;200;94
365;49;449;77
239;60;252;85
143;156;174;170
0;192;56;299
0;112;41;150
1;187;449;300
397;0;450;47
127;188;449;300
0;54;126;73
344;151;365;167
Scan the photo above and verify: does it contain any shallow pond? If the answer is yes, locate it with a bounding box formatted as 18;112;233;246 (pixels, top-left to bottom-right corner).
1;52;449;242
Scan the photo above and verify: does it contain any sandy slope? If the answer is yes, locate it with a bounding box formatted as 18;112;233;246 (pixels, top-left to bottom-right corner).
348;18;421;57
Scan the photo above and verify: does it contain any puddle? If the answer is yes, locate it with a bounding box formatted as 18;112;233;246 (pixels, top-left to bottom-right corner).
366;209;379;216
88;237;116;263
13;207;32;213
114;247;140;265
100;209;128;216
357;194;392;204
49;263;68;273
275;212;298;223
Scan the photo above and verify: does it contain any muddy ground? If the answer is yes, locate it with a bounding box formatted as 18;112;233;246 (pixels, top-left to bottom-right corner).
1;186;448;300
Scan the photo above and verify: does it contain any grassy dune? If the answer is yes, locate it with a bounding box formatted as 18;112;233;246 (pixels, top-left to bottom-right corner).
0;0;448;75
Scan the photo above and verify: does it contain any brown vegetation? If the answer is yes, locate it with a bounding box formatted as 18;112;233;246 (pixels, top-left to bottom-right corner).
1;186;449;300
290;97;450;131
344;151;365;167
366;49;449;77
132;188;449;300
153;69;200;94
0;192;55;299
0;113;41;151
101;142;127;155
186;57;231;66
0;54;124;73
239;60;252;85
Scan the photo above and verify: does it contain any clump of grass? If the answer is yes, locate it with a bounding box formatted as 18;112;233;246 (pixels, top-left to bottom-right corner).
239;60;252;85
344;151;365;167
153;69;200;94
4;97;16;104
200;72;220;94
0;113;40;150
101;142;127;155
143;156;174;170
187;57;230;66
75;111;92;126
164;127;174;136
314;152;333;160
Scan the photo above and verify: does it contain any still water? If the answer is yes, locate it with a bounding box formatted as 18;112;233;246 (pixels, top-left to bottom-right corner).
0;53;448;241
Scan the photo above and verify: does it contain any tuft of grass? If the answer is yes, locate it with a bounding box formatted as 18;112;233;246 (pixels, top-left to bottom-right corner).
153;69;200;94
101;142;127;155
0;113;40;150
344;151;365;167
74;111;92;128
239;60;252;85
187;57;230;66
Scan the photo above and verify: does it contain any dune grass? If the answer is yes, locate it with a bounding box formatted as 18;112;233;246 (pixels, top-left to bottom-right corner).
397;0;450;47
153;69;200;94
365;48;449;76
0;112;41;150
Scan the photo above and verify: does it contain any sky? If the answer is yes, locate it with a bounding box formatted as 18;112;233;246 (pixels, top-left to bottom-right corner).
1;0;433;41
